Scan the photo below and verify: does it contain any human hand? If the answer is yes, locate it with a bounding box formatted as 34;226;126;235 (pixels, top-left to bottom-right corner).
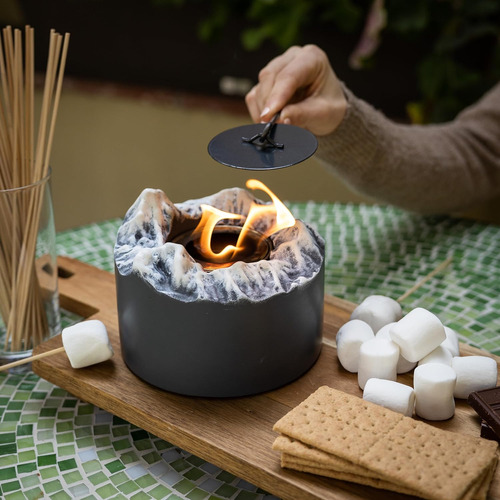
245;45;347;136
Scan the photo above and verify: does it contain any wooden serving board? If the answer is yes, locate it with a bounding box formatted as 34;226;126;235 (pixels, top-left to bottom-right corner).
33;256;500;500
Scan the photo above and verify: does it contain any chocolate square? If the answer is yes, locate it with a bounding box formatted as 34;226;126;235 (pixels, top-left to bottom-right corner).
468;387;500;438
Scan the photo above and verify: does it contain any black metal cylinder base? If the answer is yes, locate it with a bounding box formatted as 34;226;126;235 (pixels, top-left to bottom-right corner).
115;263;324;397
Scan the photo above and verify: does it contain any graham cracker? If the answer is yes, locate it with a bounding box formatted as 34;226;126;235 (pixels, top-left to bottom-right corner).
273;386;498;500
280;454;497;500
273;435;377;478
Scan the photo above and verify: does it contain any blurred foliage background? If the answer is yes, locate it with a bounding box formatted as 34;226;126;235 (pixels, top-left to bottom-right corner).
155;0;500;123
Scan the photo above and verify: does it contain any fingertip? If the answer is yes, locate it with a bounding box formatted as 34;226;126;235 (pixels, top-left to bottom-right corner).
259;106;270;118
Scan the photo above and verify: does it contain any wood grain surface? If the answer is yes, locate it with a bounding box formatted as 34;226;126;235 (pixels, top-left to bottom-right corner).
32;256;500;500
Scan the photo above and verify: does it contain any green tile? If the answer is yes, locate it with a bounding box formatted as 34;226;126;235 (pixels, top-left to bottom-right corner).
7;402;24;411
51;491;72;500
36;418;55;429
2;479;21;493
142;451;161;464
170;458;190;473
0;432;16;444
215;484;237;498
36;442;54;455
57;444;76;456
20;473;40;488
17;450;36;462
105;459;125;473
39;465;59;479
0;465;17;480
24;486;44;500
17;461;37;474
20;413;38;424
97;448;116;461
29;392;47;400
82;459;101;474
78;404;95;416
56;432;75;444
110;471;128;486
3;412;21;421
173;478;196;495
95;483;119;498
112;426;130;438
62;470;83;484
149;484;172;499
133;438;152;451
187;489;210;500
40;408;57;417
120;450;139;464
37;454;57;466
186;455;205;467
0;422;17;432
184;467;205;482
135;474;156;488
42;479;62;494
88;471;108;486
95;436;111;448
56;421;73;433
50;388;67;398
77;436;95;449
94;424;111;435
74;415;92;427
58;458;77;472
131;430;149;441
75;426;92;438
112;438;131;451
129;492;151;500
234;489;260;499
0;443;17;455
5;491;29;500
117;479;140;495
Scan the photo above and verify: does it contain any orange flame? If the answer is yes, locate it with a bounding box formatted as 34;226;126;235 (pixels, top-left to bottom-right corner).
192;179;295;264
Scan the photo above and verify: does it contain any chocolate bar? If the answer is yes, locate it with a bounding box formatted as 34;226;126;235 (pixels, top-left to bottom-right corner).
468;387;500;438
481;420;500;443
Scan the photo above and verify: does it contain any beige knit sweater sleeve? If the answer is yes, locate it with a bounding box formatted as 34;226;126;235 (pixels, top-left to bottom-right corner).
316;83;500;214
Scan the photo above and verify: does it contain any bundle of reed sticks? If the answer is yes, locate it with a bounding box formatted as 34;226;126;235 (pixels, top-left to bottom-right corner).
0;26;69;352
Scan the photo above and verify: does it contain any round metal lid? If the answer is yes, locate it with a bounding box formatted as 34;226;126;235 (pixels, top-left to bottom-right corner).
208;122;318;171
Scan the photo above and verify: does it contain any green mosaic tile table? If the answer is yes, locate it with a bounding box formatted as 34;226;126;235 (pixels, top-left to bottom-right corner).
1;202;499;499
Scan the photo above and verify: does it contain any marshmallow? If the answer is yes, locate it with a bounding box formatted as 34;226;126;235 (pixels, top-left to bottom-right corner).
62;320;114;369
357;338;399;390
363;378;415;417
350;295;403;333
442;326;460;357
414;363;456;421
336;320;374;373
376;323;417;374
452;356;498;399
389;308;446;362
418;345;453;367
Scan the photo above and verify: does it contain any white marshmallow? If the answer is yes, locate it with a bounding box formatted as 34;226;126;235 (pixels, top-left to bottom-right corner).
452;356;498;399
376;323;417;374
442;326;460;357
389;308;446;362
62;320;114;369
363;378;415;417
336;320;374;373
357;338;399;390
350;295;403;333
414;363;456;421
418;345;453;367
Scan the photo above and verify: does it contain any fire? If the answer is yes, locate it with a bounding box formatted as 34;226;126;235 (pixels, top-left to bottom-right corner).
191;179;295;264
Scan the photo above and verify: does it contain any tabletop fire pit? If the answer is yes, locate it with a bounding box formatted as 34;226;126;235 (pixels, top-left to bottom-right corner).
114;180;325;397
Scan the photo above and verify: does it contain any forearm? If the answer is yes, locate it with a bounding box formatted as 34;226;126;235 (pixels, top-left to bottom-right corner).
316;85;500;214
